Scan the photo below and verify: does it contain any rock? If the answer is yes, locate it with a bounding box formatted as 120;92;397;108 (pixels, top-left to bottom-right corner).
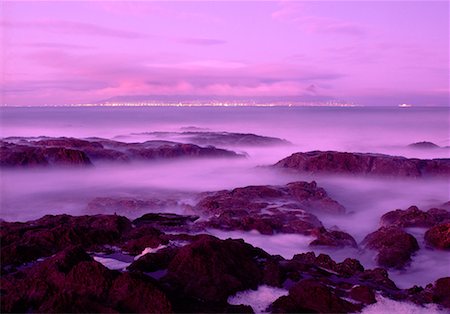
271;279;360;313
128;246;179;273
108;272;172;313
165;235;267;303
408;141;440;149
350;285;376;304
194;181;346;237
336;258;365;277
274;151;450;177
132;131;291;147
120;226;167;255
0;246;172;313
0;141;92;167
1;137;243;167
431;277;450;308
310;227;357;248
133;213;200;229
0;246;109;312
381;206;450;228
362;226;419;269
359;268;398;290
1;214;132;267
424;222;450;250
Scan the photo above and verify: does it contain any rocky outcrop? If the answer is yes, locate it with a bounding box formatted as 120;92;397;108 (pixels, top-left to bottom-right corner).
271;278;361;313
408;141;440;149
1;212;449;313
362;226;419;269
424;222;450;250
0;141;92;167
0;137;243;167
0;246;172;313
0;214;132;268
193;181;356;247
381;206;450;228
164;235;267;303
131;131;291;147
274;151;450;177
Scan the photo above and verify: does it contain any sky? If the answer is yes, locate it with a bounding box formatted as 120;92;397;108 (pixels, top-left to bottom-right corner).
0;0;449;106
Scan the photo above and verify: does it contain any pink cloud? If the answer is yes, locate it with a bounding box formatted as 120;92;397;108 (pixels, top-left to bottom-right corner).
1;19;147;39
176;38;227;46
272;2;365;37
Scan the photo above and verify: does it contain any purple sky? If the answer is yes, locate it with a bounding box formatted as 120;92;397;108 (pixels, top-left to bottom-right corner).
1;1;449;106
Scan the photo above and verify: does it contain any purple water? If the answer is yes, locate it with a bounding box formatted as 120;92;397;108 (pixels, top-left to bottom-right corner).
1;106;449;288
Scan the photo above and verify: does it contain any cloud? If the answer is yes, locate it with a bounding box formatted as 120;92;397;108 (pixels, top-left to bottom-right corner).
18;42;93;50
3;49;344;105
272;2;366;37
1;19;147;39
176;38;227;46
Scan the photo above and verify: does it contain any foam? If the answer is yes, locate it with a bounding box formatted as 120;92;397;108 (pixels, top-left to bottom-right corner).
93;256;131;271
228;285;288;313
361;295;447;314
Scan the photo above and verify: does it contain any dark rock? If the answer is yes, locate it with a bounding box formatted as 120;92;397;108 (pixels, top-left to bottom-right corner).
350;285;376;304
336;258;365;277
120;226;167;255
165;235;267;303
424;222;450;250
132;131;291;147
271;279;360;313
362;226;419;269
408;141;440;149
1;214;132;267
108;272;172;313
381;205;450;228
310;227;357;248
194;181;347;239
1;136;243;167
431;277;450;308
0;246;173;313
360;268;398;290
274;150;450;177
128;246;179;273
133;213;200;228
0;141;92;167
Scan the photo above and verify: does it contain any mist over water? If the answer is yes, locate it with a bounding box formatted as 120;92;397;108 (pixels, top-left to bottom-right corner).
1;106;449;288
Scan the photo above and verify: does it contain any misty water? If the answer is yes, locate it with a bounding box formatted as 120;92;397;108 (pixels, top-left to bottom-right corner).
1;106;449;289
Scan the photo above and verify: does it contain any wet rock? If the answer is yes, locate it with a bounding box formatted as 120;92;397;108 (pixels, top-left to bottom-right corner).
360;268;398;290
0;141;92;167
0;246;173;313
424;222;450;250
128;246;179;273
108;272;172;313
1;136;243;167
362;226;419;269
120;226;167;255
133;213;200;229
165;235;268;303
274;150;450;177
310;227;357;248
271;278;360;313
381;205;450;228
132;131;291;147
350;285;376;304
431;277;450;308
194;181;346;238
1;214;132;267
336;258;365;277
0;247;109;313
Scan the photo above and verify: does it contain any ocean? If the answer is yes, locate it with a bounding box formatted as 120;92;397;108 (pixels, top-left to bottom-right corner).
1;105;449;289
